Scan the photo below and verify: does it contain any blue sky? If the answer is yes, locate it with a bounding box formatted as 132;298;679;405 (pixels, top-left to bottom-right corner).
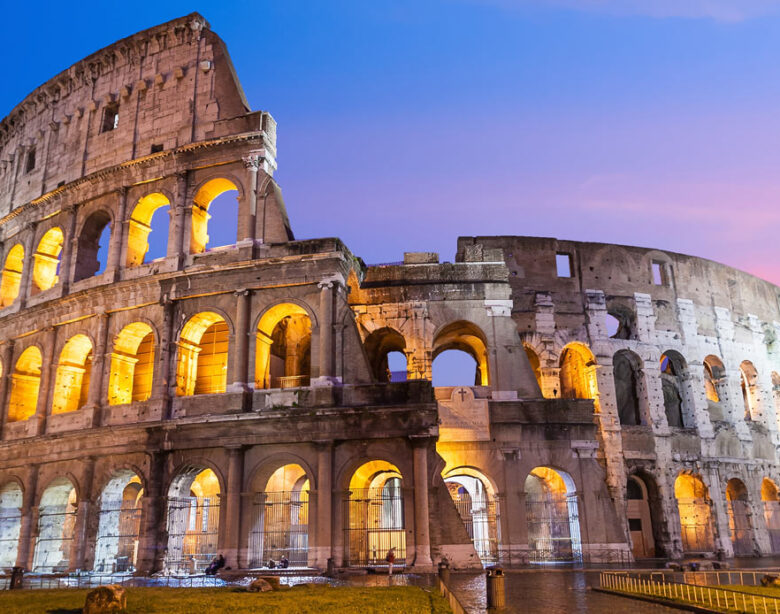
4;1;780;287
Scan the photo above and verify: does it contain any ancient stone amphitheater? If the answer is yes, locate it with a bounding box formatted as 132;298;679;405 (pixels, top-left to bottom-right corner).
0;13;778;577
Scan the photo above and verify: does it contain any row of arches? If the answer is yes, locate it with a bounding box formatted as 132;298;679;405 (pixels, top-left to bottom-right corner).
0;462;582;572
626;473;780;559
0;178;242;307
525;341;778;430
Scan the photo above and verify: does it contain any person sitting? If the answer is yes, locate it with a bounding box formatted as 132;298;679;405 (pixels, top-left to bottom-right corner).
205;554;226;575
267;559;277;569
279;555;289;569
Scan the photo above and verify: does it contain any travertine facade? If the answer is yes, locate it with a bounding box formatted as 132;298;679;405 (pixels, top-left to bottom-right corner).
0;14;778;575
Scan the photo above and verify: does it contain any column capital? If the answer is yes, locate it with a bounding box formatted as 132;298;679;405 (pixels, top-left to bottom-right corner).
234;288;251;298
242;152;264;171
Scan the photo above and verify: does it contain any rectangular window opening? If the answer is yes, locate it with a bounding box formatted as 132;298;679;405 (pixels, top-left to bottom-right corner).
150;143;163;154
556;253;572;278
652;261;666;285
25;148;36;173
101;103;119;133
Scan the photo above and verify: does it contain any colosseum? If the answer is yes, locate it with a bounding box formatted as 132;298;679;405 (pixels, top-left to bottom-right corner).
0;12;778;578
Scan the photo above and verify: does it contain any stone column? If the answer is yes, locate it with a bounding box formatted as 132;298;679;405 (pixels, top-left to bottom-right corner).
58;206;78;294
151;298;175;405
314;279;334;384
17;229;35;308
137;452;166;574
0;340;15;439
240;154;261;246
315;441;333;568
411;438;433;568
229;289;251;394
16;464;38;570
108;187;128;281
87;311;110;426
223;446;245;568
170;171;189;267
36;327;57;435
70;457;95;571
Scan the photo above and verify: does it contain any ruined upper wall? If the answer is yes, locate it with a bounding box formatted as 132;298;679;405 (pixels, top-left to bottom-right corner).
0;13;252;218
458;236;780;327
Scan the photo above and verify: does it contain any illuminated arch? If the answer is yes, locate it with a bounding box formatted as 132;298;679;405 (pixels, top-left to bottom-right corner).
703;355;725;404
126;193;170;266
523;344;543;392
32;477;77;572
674;473;715;553
726;477;754;556
165;466;221;573
443;466;500;565
559;342;599;408
613;349;644;425
524;467;582;562
0;481;23;567
108;322;155;405
762;478;780;553
93;470;143;572
248;463;311;568
432;321;489;387
7;346;42;422
32;227;64;293
51;335;93;415
364;327;407;382
255;303;312;389
0;244;24;307
190;178;240;254
346;460;405;566
740;360;760;422
176;312;229;396
660;350;689;428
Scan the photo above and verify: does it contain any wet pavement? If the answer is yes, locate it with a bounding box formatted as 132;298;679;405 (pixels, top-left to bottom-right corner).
448;570;682;614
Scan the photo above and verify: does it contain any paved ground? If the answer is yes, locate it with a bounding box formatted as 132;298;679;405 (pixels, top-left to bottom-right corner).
448;570;682;614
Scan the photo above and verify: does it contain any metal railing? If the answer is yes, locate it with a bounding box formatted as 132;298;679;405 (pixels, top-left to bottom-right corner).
0;573;228;590
600;571;780;613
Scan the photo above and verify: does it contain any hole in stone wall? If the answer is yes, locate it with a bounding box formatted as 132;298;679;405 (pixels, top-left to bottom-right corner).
432;350;479;387
25;148;36;173
101;103;119;133
386;351;407;382
556;253;572;278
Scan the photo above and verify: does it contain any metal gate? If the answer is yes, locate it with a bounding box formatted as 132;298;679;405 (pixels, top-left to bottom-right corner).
0;509;21;568
166;496;220;573
765;501;780;553
678;498;715;553
93;503;143;572
728;499;753;556
344;486;406;566
32;507;77;572
450;491;500;565
525;492;582;563
248;490;309;567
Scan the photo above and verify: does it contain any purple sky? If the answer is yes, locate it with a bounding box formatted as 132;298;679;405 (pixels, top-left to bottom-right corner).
4;1;780;284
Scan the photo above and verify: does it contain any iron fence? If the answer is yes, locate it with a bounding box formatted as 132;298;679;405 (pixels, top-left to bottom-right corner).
450;491;500;565
344;487;406;567
248;490;309;568
525;492;582;563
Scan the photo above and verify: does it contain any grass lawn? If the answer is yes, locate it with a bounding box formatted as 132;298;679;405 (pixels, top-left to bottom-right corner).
0;585;453;614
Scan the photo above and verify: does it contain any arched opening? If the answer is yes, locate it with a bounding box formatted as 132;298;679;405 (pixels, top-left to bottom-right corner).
126;193;170;266
176;312;229;396
363;327;407;382
674;474;715;553
191;178;239;254
772;373;780;432
93;471;143;572
523;345;543;394
31;228;64;294
432;321;489;387
524;467;582;563
74;210;112;281
108;323;155;405
443;467;500;565
559;343;599;408
626;475;656;558
606;301;636;340
165;467;220;574
762;478;780;553
740;361;760;422
0;482;23;568
249;464;310;568
345;460;406;567
51;335;93;415
32;478;77;573
726;478;754;556
660;351;689;428
613;350;644;426
7;346;42;423
0;244;24;307
703;355;726;420
255;304;312;389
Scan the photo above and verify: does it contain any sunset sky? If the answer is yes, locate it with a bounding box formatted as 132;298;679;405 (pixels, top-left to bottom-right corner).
4;1;780;284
